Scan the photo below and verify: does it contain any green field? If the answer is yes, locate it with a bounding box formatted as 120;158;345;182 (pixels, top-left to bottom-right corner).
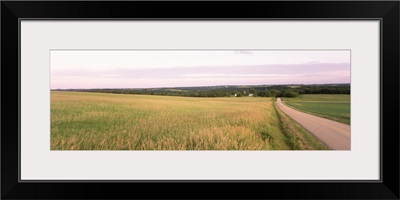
283;94;350;124
51;91;326;150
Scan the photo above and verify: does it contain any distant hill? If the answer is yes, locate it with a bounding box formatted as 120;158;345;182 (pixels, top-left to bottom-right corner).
52;83;350;98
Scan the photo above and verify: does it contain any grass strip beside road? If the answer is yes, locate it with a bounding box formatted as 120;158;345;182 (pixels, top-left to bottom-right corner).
274;103;328;150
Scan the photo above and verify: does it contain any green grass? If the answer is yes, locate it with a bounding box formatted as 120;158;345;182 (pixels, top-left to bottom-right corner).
283;94;350;102
51;92;328;150
283;94;350;124
50;91;332;150
51;92;286;150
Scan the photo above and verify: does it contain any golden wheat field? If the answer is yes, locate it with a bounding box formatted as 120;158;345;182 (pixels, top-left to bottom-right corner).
50;91;327;150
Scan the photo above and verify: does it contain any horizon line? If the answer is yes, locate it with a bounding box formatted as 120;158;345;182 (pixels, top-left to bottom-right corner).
51;83;351;90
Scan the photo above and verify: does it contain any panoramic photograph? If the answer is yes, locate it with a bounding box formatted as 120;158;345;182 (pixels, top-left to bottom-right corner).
50;50;350;150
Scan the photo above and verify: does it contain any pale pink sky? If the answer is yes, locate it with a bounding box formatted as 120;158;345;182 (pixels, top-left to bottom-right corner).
51;50;350;89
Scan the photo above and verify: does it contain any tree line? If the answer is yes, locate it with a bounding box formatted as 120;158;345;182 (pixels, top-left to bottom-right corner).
55;84;350;98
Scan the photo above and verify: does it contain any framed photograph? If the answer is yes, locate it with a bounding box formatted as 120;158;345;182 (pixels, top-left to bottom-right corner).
2;1;399;199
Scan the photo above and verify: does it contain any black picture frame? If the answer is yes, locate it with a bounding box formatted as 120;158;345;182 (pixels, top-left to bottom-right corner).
1;1;399;199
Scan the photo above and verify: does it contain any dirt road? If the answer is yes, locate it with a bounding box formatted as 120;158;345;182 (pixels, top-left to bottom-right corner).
275;98;350;150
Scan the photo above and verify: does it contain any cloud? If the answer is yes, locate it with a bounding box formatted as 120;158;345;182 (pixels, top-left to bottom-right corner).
234;50;253;55
51;62;350;88
182;73;304;78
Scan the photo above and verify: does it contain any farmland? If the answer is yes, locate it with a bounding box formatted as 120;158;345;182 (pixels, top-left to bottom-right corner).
51;91;326;150
283;94;350;124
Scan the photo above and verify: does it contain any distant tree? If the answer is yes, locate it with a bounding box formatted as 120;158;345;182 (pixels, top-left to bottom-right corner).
257;91;266;97
266;90;279;97
282;90;299;97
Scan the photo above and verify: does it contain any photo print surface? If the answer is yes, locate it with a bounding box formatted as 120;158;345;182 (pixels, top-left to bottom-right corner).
51;50;351;150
